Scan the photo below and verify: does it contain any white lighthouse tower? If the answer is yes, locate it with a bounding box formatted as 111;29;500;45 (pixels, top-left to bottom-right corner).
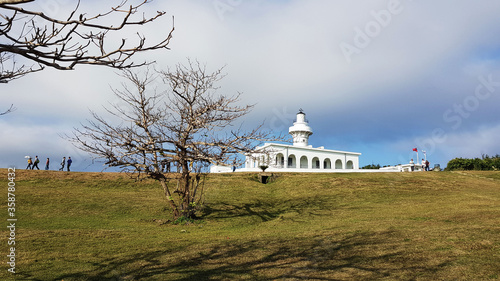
289;109;313;147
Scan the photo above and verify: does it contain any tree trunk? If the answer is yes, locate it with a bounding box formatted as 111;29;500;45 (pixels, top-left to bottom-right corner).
179;170;195;219
159;177;180;219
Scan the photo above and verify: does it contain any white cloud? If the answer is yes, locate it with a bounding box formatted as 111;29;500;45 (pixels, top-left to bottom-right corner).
2;0;500;170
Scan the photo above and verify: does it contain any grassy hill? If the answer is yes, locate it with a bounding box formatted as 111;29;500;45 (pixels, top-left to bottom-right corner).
1;169;499;280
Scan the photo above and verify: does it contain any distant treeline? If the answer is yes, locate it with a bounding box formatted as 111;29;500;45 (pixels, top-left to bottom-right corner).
361;164;381;169
445;154;500;171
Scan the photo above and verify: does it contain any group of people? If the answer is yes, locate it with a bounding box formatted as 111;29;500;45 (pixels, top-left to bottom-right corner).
409;158;430;171
421;159;430;171
25;156;42;170
160;159;171;173
26;156;73;171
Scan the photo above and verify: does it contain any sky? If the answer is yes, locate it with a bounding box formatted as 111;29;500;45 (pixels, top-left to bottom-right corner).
2;0;500;172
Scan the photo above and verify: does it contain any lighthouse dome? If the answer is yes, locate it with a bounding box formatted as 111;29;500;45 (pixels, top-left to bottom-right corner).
288;109;313;147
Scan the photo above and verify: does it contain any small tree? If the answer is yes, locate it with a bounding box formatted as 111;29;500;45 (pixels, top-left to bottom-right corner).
70;61;277;219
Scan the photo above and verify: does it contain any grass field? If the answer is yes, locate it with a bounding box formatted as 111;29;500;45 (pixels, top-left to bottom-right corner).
1;169;499;280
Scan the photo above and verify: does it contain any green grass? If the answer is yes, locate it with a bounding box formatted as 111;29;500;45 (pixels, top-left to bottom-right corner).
1;169;499;280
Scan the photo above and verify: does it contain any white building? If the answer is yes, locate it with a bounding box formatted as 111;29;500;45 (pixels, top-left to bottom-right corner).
236;110;361;173
379;164;424;172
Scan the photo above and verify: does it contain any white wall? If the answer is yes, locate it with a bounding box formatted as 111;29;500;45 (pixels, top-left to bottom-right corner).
241;144;360;172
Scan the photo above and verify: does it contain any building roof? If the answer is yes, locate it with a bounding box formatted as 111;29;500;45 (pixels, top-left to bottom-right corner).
257;142;361;156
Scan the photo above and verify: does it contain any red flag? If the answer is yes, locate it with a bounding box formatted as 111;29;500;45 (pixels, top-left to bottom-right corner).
413;148;418;152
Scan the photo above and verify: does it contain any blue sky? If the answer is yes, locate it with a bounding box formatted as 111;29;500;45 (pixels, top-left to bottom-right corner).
2;0;500;171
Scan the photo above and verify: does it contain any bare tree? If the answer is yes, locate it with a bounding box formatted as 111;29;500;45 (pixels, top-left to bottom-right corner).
0;0;174;84
69;61;279;220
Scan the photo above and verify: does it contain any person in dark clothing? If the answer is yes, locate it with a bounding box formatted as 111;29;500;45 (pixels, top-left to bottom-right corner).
45;158;50;170
161;160;166;173
161;159;170;173
33;156;40;170
67;157;72;172
59;157;66;171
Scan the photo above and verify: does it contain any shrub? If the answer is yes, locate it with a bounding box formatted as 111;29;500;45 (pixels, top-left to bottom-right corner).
446;155;500;171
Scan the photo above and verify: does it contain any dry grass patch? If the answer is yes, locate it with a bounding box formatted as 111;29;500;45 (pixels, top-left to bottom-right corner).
0;169;499;280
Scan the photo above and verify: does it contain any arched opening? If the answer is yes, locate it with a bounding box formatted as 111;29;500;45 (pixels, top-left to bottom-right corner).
312;157;320;169
287;154;296;168
300;156;308;169
275;153;285;168
346;160;354;169
335;159;343;169
323;158;331;169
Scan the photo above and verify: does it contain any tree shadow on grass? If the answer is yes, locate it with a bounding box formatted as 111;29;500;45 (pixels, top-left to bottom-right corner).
41;230;452;281
202;195;338;222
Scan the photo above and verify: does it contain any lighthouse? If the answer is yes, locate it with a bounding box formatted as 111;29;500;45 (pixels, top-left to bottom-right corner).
215;108;361;173
288;109;313;147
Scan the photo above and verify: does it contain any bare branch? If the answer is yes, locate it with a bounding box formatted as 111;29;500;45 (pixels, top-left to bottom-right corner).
0;0;174;83
0;103;15;115
0;1;33;4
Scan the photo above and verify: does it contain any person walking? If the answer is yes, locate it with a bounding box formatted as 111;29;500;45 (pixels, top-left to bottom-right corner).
45;158;50;170
59;157;66;171
161;160;166;173
33;156;40;170
421;159;426;172
67;157;73;172
26;157;33;170
410;159;415;172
